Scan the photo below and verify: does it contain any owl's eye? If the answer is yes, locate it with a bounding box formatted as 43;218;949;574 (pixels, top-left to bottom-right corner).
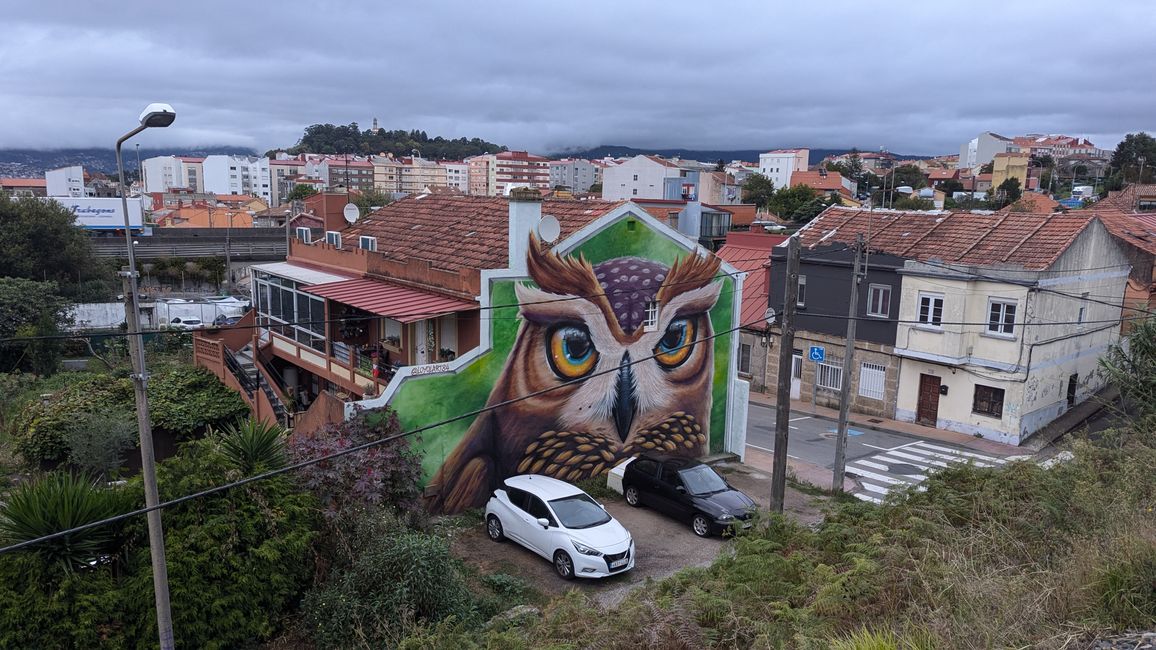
547;325;599;379
654;318;697;368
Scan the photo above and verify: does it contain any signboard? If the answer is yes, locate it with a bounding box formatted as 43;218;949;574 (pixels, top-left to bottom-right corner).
808;345;825;362
1058;198;1084;209
50;197;144;230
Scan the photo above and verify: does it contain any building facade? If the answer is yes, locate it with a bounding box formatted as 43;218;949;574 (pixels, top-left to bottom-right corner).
758;149;809;191
269;158;306;206
601;155;688;200
399;157;448;194
439;160;469;192
991;152;1030;192
549;158;599;192
201;155;272;203
958;132;1015;170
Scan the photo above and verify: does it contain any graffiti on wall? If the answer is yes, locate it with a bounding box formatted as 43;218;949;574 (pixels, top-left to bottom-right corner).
383;214;736;514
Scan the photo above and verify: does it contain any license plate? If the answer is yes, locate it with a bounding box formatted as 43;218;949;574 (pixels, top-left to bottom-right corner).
610;558;627;568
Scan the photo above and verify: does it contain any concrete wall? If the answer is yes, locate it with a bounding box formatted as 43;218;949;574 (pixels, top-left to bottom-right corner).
766;330;900;418
602;156;677;200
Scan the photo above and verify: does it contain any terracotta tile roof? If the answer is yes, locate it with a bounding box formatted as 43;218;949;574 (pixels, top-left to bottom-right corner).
1097;211;1156;256
796;206;1095;270
341;194;623;273
0;178;47;187
928;169;959;180
1098;185;1156;211
997;193;1060;214
791;170;846;192
717;232;786;328
722;204;760;227
645;155;680;168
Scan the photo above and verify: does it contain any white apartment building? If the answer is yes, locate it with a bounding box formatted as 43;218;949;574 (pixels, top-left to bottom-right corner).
400;157;448;194
440;161;469;192
201;155;272;202
757;149;809;191
141;156;205;194
269;158;307;206
45;166;85;197
600;155;687;200
549;159;599;192
957;132;1015;170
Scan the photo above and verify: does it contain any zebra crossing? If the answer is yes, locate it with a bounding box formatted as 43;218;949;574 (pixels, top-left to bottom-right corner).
846;440;1008;504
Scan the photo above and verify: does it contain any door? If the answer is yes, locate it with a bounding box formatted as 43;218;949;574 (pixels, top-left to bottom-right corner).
500;487;532;546
1067;373;1078;408
790;351;803;400
655;463;692;518
522;495;558;560
916;374;941;427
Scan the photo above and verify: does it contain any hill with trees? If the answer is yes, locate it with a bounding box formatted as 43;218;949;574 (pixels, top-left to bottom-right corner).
278;124;507;160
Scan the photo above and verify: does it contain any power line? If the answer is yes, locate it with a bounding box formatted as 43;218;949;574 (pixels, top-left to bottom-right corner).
0;313;766;556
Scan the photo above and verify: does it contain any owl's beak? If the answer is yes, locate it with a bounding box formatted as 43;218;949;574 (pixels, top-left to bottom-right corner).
613;352;638;442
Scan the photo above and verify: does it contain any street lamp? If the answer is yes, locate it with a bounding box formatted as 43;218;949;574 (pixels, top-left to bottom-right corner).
115;102;177;650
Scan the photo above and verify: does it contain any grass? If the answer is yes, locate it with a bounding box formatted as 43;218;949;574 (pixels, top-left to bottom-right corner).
574;475;622;502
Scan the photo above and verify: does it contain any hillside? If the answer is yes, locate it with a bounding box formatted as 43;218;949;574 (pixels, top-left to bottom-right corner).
0;146;257;178
279;123;507;160
552;145;935;166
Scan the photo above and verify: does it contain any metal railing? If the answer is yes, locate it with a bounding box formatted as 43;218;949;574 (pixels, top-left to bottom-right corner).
223;347;256;395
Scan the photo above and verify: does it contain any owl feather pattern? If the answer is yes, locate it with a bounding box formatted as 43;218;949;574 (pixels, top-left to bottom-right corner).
426;234;722;514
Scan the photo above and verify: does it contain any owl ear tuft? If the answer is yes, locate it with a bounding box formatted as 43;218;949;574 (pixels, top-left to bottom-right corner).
657;252;722;306
526;233;603;299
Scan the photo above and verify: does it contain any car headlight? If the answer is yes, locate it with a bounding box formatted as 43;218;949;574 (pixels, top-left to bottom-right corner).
572;540;602;556
718;513;734;521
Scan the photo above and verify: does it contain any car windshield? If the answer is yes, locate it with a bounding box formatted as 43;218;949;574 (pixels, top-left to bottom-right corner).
548;493;611;529
679;465;728;495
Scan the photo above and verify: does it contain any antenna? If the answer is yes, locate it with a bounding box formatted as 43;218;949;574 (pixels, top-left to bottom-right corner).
537;214;561;243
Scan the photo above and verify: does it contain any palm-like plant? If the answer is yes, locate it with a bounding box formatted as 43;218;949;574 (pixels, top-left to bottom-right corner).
218;418;288;475
0;473;129;572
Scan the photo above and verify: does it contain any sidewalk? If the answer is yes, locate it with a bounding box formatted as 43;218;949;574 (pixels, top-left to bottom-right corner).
747;391;1025;457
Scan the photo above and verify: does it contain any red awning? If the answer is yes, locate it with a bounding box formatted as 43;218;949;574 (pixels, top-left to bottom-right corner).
302;278;476;323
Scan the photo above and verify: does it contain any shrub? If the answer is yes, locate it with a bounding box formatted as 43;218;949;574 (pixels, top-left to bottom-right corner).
217;418;287;475
304;509;477;649
12;374;133;465
62;409;138;478
0;473;132;572
147;365;249;437
289;409;423;521
1093;541;1156;629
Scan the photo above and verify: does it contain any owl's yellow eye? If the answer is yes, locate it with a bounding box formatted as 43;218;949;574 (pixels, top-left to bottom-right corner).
654;318;697;368
547;325;599;379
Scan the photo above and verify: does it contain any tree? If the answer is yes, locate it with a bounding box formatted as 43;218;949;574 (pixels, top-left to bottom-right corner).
1110;132;1156;183
997;177;1023;204
893;195;935;210
979;161;995;174
714;159;726;172
891;164;927;189
742;173;777;210
0;278;71;375
288;123;506;160
940;179;965;195
285;184;319;202
1102;318;1156;424
0;195;117;301
62;410;138;479
767;185;826;222
352;188;394;215
589;182;603;194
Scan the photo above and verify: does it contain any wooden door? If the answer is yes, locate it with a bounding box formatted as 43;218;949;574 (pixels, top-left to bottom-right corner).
916;374;941;426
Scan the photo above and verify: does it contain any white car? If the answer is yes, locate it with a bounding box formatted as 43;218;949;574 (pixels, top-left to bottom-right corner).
168;317;204;330
485;475;634;580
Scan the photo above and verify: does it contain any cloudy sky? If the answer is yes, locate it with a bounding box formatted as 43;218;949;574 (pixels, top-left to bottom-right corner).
2;1;1153;155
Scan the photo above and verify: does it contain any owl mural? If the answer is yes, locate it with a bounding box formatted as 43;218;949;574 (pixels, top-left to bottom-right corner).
428;235;723;513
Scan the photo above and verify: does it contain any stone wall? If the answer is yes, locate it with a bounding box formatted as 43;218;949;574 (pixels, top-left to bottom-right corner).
764;329;900;419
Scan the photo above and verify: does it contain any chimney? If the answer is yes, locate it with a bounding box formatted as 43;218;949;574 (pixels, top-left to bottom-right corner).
508;187;542;273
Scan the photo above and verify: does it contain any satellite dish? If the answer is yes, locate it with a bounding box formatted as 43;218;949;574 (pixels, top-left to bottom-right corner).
763;307;777;325
537;215;561;243
343;202;360;224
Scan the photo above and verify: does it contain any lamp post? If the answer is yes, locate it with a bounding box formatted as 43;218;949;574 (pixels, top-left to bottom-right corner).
115;102;177;650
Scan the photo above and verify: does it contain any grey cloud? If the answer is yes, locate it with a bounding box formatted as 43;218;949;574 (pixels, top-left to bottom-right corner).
2;0;1154;155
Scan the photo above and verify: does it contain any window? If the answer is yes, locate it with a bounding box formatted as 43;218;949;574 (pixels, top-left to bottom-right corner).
632;174;638;181
504;487;530;511
987;299;1017;335
816;356;843;391
858;362;886;400
796;276;807;307
294;227;311;243
643;301;659;331
867;284;891;317
358;235;377;251
325;231;342;248
973;385;1005;418
739;343;753;375
525;495;555;525
918;292;944;327
631;458;658;478
1078;292;1089;324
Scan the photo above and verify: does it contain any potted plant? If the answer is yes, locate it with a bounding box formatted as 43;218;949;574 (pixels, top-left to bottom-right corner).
438;348;456;362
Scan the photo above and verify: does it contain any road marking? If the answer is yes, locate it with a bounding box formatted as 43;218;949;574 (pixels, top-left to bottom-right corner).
898;446;996;467
909;441;1007;464
861;441;921;452
875;453;940;471
844;465;922;485
746;443;799;459
881;449;952;468
853;493;882;503
860;482;891;494
853;459;891;471
789;416;812;422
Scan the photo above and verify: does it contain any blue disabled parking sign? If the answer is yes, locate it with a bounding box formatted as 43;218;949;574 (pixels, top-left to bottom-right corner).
808;346;825;362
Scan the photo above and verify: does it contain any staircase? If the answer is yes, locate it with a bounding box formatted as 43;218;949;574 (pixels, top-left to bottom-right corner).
227;344;290;427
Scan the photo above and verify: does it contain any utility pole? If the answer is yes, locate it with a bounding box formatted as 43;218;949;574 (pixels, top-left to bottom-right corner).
832;233;865;492
770;236;801;513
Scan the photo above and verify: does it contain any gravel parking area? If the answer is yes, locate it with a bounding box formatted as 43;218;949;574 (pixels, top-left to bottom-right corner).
450;462;828;607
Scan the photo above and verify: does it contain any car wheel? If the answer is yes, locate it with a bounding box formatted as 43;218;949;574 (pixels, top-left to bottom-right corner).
553;550;575;580
486;515;505;542
624;485;641;507
692;513;712;538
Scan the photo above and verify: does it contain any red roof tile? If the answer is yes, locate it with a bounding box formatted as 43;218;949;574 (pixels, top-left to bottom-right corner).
342;194;623;273
0;178;47;187
717;232;786;328
1097;211;1156;256
797;206;1095;270
996;193;1060;214
792;170;847;192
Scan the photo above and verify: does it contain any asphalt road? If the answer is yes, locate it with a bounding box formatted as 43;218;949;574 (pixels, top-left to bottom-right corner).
745;401;927;470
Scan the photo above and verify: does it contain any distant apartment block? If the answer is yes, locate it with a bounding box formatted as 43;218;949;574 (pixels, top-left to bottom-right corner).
399;157;447;194
958;132;1015;170
270;158;307;206
467;151;550;196
0;178;47;198
45;165;86;197
601;155;691;200
439;160;469;192
549;158;599;192
758;149;809;191
309;157;375;194
201;155;272;203
141;156;205;194
372;155;404;195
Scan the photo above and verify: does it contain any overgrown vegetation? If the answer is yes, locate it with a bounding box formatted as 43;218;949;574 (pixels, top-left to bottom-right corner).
282;123;506;159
